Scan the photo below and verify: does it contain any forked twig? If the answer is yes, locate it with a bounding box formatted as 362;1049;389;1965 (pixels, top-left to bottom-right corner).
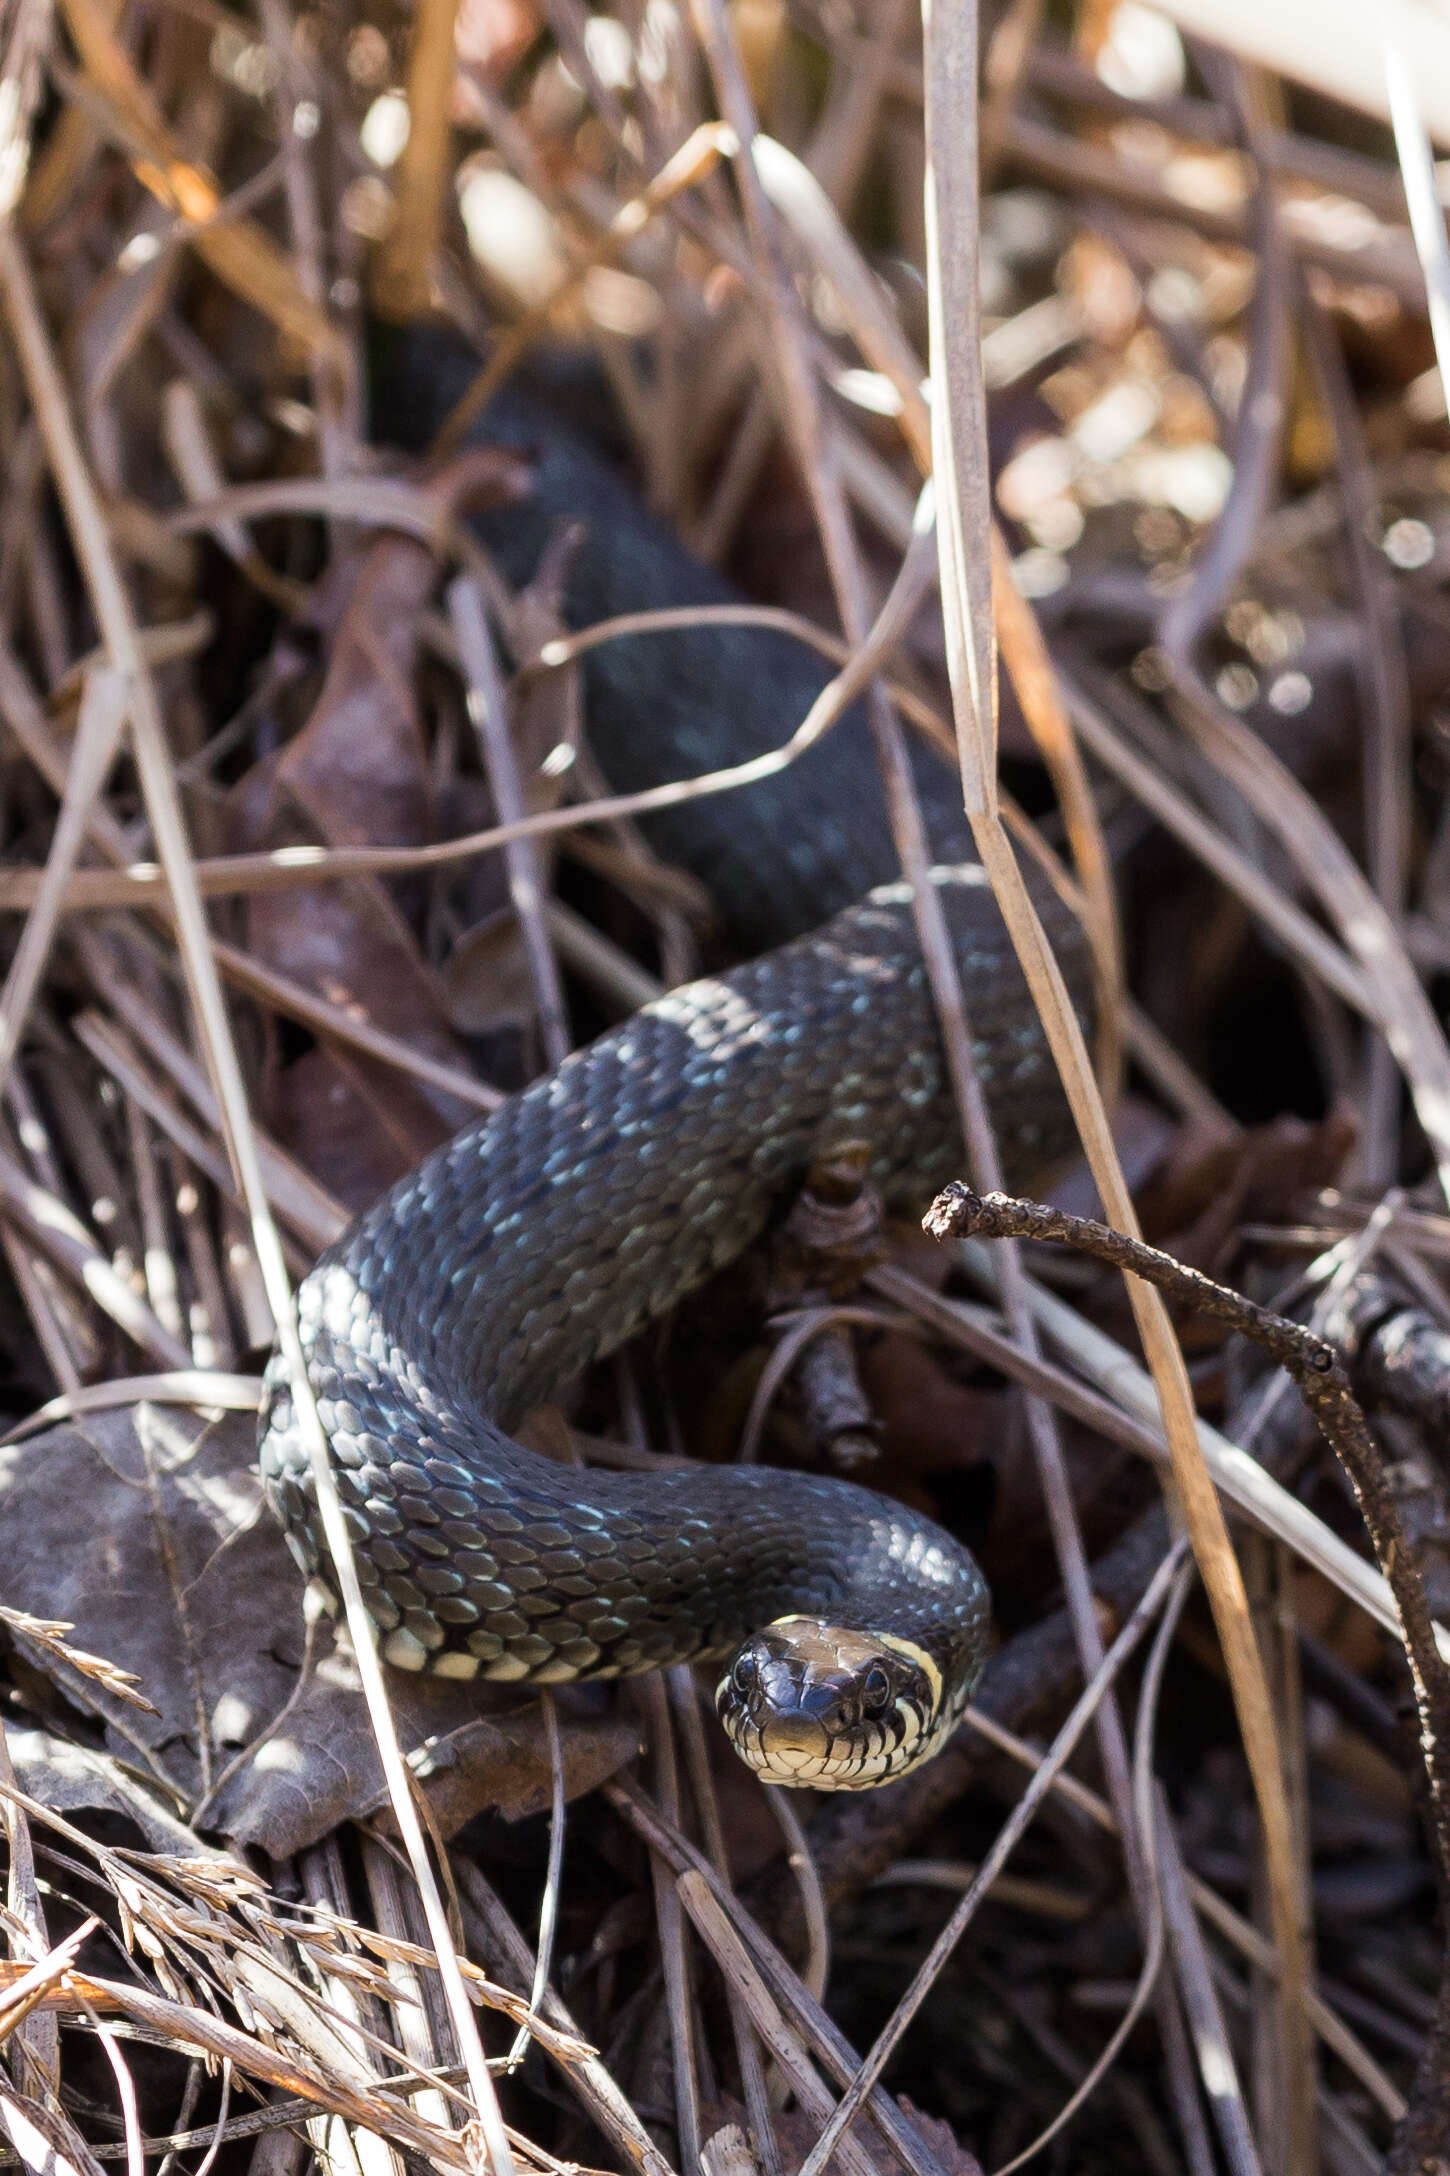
925;1186;1450;1903
928;1183;1450;2169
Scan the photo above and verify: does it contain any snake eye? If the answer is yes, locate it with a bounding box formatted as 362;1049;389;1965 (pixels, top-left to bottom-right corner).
863;1664;892;1714
732;1652;758;1697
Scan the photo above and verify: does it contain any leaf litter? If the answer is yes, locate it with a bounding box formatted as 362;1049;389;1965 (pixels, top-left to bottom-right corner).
0;3;1448;2174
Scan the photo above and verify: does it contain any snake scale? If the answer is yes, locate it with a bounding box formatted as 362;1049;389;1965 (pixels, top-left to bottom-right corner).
260;350;1092;1787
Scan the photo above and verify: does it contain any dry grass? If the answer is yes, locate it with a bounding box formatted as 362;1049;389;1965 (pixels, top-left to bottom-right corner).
0;5;1446;2176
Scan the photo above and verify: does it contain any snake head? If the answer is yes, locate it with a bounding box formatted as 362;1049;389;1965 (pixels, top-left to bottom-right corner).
715;1618;945;1790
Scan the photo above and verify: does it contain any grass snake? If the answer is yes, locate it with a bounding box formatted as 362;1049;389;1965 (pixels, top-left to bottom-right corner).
260;346;1091;1788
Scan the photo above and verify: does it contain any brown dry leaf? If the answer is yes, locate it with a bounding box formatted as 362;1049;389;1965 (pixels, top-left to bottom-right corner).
231;532;481;1203
210;1656;641;1858
701;2095;982;2176
893;2101;984;2176
6;1726;208;1858
1135;1109;1358;1270
0;1403;315;1802
264;536;441;845
858;1330;1013;1485
230;452;544;1201
438;904;541;1033
1044;1096;1182;1222
263;1046;455;1214
0;1407;640;1853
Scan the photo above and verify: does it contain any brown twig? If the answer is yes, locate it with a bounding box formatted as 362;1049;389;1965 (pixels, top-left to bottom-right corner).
927;1189;1450;1902
930;1183;1450;2168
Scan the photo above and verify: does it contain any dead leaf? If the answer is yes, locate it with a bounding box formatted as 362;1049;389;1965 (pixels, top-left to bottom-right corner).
265;1047;454;1218
0;1407;641;1854
700;2094;982;2176
1044;1095;1182;1222
893;2101;984;2176
0;1403;303;1803
859;1329;1013;1485
230;527;488;1204
438;904;541;1033
1135;1107;1358;1271
209;1652;641;1858
6;1726;208;1858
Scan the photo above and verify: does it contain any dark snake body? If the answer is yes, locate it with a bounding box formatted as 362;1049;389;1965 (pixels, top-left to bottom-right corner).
260;345;1089;1764
259;869;1089;1700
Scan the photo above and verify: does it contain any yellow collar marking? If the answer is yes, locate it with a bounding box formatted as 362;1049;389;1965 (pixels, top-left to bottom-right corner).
876;1631;943;1712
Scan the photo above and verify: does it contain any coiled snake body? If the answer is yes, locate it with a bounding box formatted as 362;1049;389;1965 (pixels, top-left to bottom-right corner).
260;866;1088;1789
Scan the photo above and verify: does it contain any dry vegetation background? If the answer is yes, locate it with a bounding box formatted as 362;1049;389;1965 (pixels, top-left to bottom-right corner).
2;1;1450;2175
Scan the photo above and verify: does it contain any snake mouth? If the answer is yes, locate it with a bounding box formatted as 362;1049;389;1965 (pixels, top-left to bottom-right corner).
754;1714;832;1779
719;1703;934;1790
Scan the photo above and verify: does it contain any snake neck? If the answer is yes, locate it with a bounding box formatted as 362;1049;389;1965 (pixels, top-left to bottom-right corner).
263;1329;989;1690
